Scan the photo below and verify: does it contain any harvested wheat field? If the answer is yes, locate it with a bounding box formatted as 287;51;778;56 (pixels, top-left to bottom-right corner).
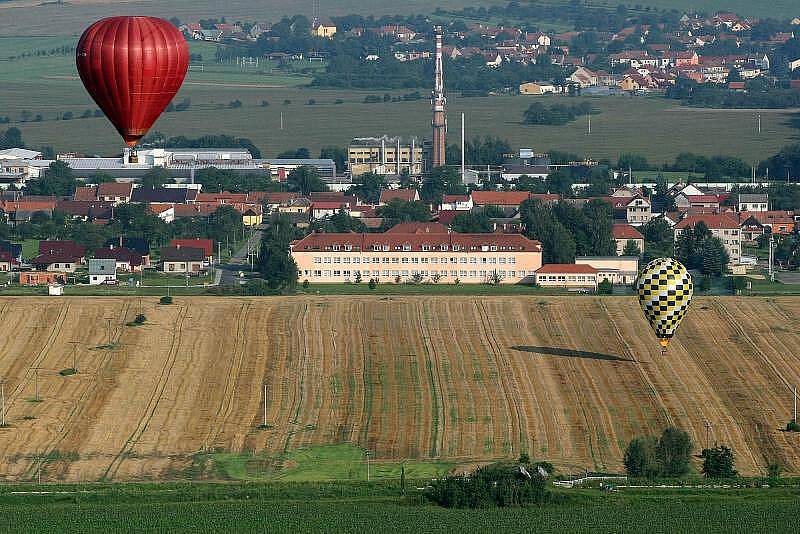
0;296;799;481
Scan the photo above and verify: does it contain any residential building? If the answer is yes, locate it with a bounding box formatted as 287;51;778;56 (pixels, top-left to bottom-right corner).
170;238;214;261
88;258;117;285
568;66;598;87
291;231;543;284
160;246;206;274
612;224;645;255
519;82;558;95
31;252;80;272
93;246;144;272
535;264;599;289
440;195;473;211
0;250;16;272
38;240;86;262
312;19;337;39
674;214;741;263
737;193;768;212
379;189;420;204
674;193;720;211
576;256;639;285
348;136;425;176
471;191;559;209
610;196;652;225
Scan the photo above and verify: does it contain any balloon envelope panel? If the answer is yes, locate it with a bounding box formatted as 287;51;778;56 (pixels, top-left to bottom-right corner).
636;258;693;342
76;16;189;147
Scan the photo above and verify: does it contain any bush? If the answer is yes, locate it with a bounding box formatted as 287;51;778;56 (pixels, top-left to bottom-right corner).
597;279;613;295
302;279;310;289
424;462;548;508
786;420;800;432
261;100;270;107
767;463;781;479
701;445;737;478
159;296;173;305
133;314;146;324
354;272;362;284
368;278;377;290
307;99;316;105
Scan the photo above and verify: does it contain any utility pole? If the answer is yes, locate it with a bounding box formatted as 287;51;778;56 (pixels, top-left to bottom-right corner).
704;420;711;449
280;112;284;130
769;235;776;283
34;368;40;402
587;113;591;135
68;341;80;372
106;318;112;346
794;386;797;423
0;378;5;427
365;451;371;481
461;112;465;183
263;382;268;427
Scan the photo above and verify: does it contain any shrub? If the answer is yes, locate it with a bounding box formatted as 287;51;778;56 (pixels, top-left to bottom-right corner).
159;296;173;305
786;420;800;432
302;279;310;289
394;275;401;284
767;463;781;479
260;100;270;107
307;99;316;105
133;314;146;324
368;278;377;290
424;462;548;508
597;279;613;294
354;272;362;284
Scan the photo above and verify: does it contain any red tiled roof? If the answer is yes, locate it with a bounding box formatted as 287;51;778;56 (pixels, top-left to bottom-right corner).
312;201;351;210
612;224;645;240
73;186;98;201
386;222;449;234
536;264;598;274
442;195;470;203
470;191;558;206
170;238;214;257
196;192;249;203
97;182;133;198
380;189;418;203
38;240;85;257
0;250;17;264
32;252;81;265
264;192;300;203
674;214;738;230
292;232;541;253
93;247;143;266
173;204;219;218
683;194;720;203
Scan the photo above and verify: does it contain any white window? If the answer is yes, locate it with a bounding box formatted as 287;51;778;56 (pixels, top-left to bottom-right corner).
313;257;322;264
403;244;411;251
469;257;477;264
333;257;341;264
401;257;409;264
324;257;332;264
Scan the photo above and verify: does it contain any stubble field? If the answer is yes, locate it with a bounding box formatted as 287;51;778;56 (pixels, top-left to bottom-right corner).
0;295;798;483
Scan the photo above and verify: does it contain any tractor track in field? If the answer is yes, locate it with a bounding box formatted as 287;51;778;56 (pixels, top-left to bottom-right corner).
101;305;188;481
204;303;250;449
416;301;445;458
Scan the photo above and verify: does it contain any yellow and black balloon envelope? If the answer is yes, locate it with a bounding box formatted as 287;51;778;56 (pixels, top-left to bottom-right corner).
636;258;693;349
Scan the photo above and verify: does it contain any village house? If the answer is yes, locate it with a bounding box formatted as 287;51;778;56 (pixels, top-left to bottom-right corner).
291;228;543;284
674;214;741;263
674;193;720;211
737;193;768;212
311;19;337;39
93;246;144;272
519;82;558;95
19;271;66;286
612;224;645;255
610;196;652;226
440;195;473;211
379;189;420;204
170;238;214;261
88;258;118;285
160;246;206;274
0;250;16;272
568;66;598;87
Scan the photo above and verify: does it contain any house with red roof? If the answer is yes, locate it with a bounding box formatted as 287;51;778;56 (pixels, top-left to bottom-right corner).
0;250;17;272
170;238;214;260
674;214;741;263
470;191;559;208
612;224;645;255
440;195;473;211
674;193;720;211
93;246;144;272
379;189;420;204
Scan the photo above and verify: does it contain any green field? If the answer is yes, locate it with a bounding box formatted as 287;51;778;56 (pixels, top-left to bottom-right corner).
0;481;798;533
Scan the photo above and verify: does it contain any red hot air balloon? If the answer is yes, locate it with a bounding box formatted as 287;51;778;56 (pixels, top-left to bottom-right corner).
76;16;189;150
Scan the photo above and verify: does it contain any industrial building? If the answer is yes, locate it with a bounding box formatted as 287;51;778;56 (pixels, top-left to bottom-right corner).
347;136;425;177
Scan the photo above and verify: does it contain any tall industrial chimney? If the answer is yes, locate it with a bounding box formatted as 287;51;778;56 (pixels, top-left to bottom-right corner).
431;26;447;168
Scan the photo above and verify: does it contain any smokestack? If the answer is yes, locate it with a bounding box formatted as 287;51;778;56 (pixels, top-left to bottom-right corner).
431;26;447;168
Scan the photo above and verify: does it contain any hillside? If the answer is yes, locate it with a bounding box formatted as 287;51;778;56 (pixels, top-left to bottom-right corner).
0;296;798;482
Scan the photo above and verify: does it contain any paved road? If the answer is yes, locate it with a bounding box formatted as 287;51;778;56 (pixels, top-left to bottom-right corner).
218;227;263;286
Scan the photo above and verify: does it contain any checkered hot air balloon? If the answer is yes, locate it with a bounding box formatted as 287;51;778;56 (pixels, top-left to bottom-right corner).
636;258;693;351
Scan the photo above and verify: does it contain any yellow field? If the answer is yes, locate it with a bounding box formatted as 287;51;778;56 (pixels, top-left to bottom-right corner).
0;296;798;481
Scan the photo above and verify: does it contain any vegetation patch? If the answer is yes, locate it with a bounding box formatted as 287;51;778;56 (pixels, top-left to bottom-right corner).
59;368;77;376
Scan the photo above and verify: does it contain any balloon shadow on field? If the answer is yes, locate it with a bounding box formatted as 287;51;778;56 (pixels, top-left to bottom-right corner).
511;346;633;362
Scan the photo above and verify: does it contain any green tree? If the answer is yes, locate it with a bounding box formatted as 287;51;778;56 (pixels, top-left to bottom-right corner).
622;239;641;256
520;200;576;264
141;167;175;189
624;436;659;478
451;211;492;233
312;208;367;233
701;446;737;478
348;172;385;204
377;199;430;225
25;161;76;196
642;217;673;244
320;146;347;173
287;165;328;195
656;427;692;477
257;214;298;292
700;237;729;276
421;167;466;205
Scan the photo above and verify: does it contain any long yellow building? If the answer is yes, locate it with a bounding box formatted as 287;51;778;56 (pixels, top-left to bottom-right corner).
348;136;425;177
